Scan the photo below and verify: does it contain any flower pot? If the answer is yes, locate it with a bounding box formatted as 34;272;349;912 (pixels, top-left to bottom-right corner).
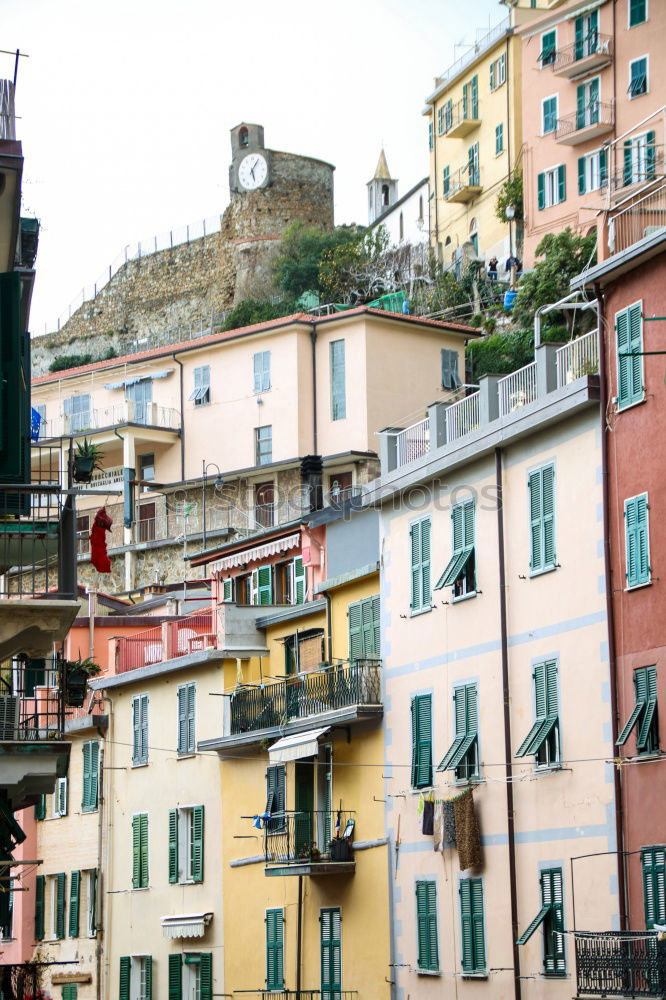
66;666;89;707
73;456;95;483
329;837;352;862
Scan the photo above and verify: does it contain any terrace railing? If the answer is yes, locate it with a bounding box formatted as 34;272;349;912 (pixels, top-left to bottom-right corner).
498;362;538;417
445;392;480;443
392;419;430;467
556;331;599;387
264;810;356;867
0;657;64;742
116;611;216;672
608;180;666;255
575;931;666;997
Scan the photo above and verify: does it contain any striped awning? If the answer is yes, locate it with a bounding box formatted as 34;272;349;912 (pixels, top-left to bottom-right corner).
211;533;300;573
161;913;213;938
268;727;331;764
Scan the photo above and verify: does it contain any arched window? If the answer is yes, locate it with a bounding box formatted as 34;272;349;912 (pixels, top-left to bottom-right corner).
239;127;249;148
399;212;404;241
382;184;389;206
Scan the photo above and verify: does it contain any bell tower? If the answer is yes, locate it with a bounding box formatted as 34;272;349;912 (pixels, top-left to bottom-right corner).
367;150;398;224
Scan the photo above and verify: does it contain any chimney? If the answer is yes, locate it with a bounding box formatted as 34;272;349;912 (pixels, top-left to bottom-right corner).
300;455;323;513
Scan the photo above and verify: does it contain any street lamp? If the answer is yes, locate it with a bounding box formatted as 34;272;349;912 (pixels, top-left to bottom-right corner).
202;461;223;549
505;203;516;259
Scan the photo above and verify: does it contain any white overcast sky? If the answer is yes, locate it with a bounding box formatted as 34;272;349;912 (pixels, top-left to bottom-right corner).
3;0;500;336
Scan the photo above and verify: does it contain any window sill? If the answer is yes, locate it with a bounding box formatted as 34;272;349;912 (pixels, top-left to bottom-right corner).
625;580;652;592
417;969;441;977
81;807;98;815
616;395;646;413
529;565;557;579
454;776;484;788
177;753;197;760
132;886;150;892
131;761;150;769
410;785;434;796
253;389;272;396
534;763;563;774
410;605;433;618
634;750;663;761
451;591;477;605
461;972;488;979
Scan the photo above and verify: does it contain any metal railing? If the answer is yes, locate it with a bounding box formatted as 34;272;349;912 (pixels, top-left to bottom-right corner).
556;331;599;387
445;392;480;443
116;610;216;672
392;418;430;467
444;163;481;200
233;992;358;1000
264;810;356;868
229;659;381;736
556;101;614;140
0;472;66;598
603;147;665;194
575;931;666;997
0;656;64;742
433;17;509;89
444;97;479;133
255;502;276;529
41;402;181;438
551;33;612;73
498;362;538;417
0;79;16;141
608;180;666;255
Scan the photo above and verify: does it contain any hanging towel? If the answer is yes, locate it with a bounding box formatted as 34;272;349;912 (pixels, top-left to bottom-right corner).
442;800;457;848
422;798;434;836
453;789;482;872
433;800;444;852
417;793;425;817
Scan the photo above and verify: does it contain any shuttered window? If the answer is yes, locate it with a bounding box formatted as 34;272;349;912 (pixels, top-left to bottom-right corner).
416;880;439;972
630;0;647;26
438;684;478;779
528;464;556;573
443;166;450;196
132;695;149;766
252;565;273;605
69;870;80;938
410;517;432;614
320;907;342;1000
55;872;66;939
542;96;558;134
628;57;648;98
625;493;650;588
34;874;45;940
62;986;77;1000
540;29;557;66
330;340;346;421
266;764;286;832
495;123;504;155
293;557;306;605
53;777;68;817
34;795;46;821
255;425;272;466
460;877;486;973
348;595;380;660
516;660;560;765
617;665;658;752
616;303;644;408
266;908;284;990
435;500;475;597
82;741;99;812
169;806;204;884
132;814;149;889
189;365;210;405
643;847;666;929
411;694;433;789
168;955;182;1000
177;683;196;755
517;868;566;975
253;351;271;393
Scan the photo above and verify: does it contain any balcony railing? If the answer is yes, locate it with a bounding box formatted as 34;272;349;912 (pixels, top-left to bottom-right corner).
233;992;358;1000
0;476;66;598
230;659;381;736
551;34;613;75
390;419;430;467
116;610;216;672
498;362;538;417
608;180;666;256
0;656;64;742
575;931;666;997
444;163;482;202
41;402;181;438
444;98;480;138
264;810;356;872
433;16;509;89
445;392;480;443
556;102;614;143
556;332;599;387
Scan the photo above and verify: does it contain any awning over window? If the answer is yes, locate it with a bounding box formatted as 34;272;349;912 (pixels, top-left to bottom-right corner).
161;913;213;939
268;727;331;764
104;370;173;390
211;533;300;573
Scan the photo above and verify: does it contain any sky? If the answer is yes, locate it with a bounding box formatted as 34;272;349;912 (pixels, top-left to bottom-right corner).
4;0;500;336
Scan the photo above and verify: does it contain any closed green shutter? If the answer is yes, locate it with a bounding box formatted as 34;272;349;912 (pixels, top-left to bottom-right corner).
625;494;650;587
643;847;666;929
647;131;656;178
119;957;131;1000
348;600;363;660
56;872;66;939
542;868;566;974
529;465;556;572
62;985;77;1000
471;75;478;118
34;795;46;821
460;878;485;973
132;816;141;888
557;164;566;203
599;149;608;187
411;695;433;788
428;122;433;151
256;566;273;605
630;0;647;26
320;907;342;1000
177;686;187;754
168;954;182;1000
460;879;474;972
537;173;545;211
617;303;644;409
410;518;431;613
574;16;584;60
293;557;306;604
140;814;148;888
145;957;153;1000
192;806;204;883
578;157;586;195
69;870;80;937
82;740;99;812
168;809;179;883
266;908;284;989
576;83;586;129
490;62;495;90
266;765;286;832
348;595;380;660
199;954;212;1000
443;166;450;196
416;880;439;971
34;874;45;940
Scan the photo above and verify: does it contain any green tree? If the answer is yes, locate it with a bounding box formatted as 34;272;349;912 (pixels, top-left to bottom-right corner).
513;228;597;337
495;170;523;224
467;328;534;382
318;227;394;304
273;222;361;299
221;299;283;332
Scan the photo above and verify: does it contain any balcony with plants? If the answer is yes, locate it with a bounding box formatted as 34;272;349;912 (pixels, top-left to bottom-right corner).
263;809;356;877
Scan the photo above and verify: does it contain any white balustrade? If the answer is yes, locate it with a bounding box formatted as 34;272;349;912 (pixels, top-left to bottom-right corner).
445;392;480;443
498;362;538;417
394;418;430;467
556;331;599;387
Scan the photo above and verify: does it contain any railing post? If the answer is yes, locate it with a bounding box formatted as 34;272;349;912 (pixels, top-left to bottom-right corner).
478;374;501;425
536;342;564;398
427;401;447;449
379;427;403;474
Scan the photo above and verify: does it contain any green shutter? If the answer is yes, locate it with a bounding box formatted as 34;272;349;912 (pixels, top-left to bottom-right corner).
542;868;566;973
410;521;422;610
574;16;584;60
222;578;233;602
132;815;142;889
557;164;566;203
168;809;178;883
416;881;439;971
56;872;66;939
636;666;658;752
617;302;643;409
516;661;559;758
576;83;586;129
460;878;486;972
34;874;45;941
266;908;284;989
330;340;346;420
578;157;586;195
82;742;91;811
34;795;45;821
58;777;68;816
643;847;666;929
647;131;656;179
177;686;187;754
529;465;555;572
348;600;363;660
517;905;549;945
471;75;478;118
199;953;212;1000
438;684;477;772
0;273;30;513
192;806;204;883
537;173;545;211
256;565;273;605
460;879;474;972
293;557;306;604
411;695;432;788
490;62;495;90
320;907;342;1000
599;148;608;188
69;870;80;937
471;878;486;971
630;0;647;26
89;870;97;936
168;954;182;1000
140;814;148;887
625;494;650;587
83;741;99;812
62;986;77;1000
119;957;131;1000
145;957;152;1000
624;141;634;186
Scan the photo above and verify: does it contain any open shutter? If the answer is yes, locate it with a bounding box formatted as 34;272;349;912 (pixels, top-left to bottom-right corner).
192;806;204;883
90;741;99;809
34;795;45;821
574;16;584;60
200;953;212;1000
529;470;543;571
412;695;432;788
471;878;486;972
623;141;633;186
617;667;647;745
119;957;131;1000
132;816;141;889
321;907;341;1000
140;814;149;887
253;354;262;393
471;75;478;117
59;777;68;816
168;954;182;1000
637;666;658;751
420;518;431;609
578;157;586;195
537;173;546;211
348;600;363;660
132;697;141;764
647;131;656;179
177;687;187;754
543;869;566;974
256;566;273;605
69;870;80;937
82;742;91;811
516;663;547;757
438;686;467;771
145;957;153;1000
56;872;66;939
416;882;428;969
629;304;644;404
557;165;566;204
517;905;549;945
542;466;555;567
168;809;179;883
293;557;306;604
460;879;474;972
140;695;149;764
34;875;45;940
616;308;631;406
89;870;98;936
187;684;196;753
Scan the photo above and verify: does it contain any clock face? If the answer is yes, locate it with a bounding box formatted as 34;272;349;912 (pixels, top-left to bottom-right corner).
238;153;268;191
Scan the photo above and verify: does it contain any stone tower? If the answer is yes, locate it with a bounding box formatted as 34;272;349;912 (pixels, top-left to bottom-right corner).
367;150;398;225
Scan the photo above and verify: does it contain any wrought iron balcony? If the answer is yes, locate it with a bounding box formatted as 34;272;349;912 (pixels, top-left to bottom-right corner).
0;655;65;742
575;930;666;997
444;97;480;138
233;992;358;999
555;102;614;146
264;810;356;876
443;163;482;203
40;401;181;439
551;34;613;78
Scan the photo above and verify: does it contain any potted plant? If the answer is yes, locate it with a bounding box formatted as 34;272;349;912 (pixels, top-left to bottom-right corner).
64;655;101;707
73;439;103;484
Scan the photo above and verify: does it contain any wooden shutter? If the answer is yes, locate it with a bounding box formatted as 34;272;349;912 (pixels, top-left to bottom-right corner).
82;742;91;811
411;695;432;788
132;816;141;889
537;173;546;211
132;697;141;764
471;75;478;117
187;684;195;753
647;131;656;178
578;157;586;195
637;666;658;752
145;956;153;1000
192;806;204;883
34;874;45;940
222;578;233;602
56;872;66;939
348;600;363;660
542;868;566;973
200;953;212;1000
490;61;495;90
416;881;438;971
140;813;149;888
266;908;284;989
371;594;380;657
58;777;68;816
420;519;431;608
34;795;45;821
643;848;666;929
256;566;273;605
625;495;650;587
628;303;644;402
471;878;486;972
542;465;555;568
460;878;474;972
529;469;543;571
90;741;99;809
177;686;188;754
69;870;80;937
557;165;566;204
516;664;548;757
168;954;182;1000
140;695;149;764
320;907;342;1000
119;957;131;1000
168;809;179;883
293;557;306;604
410;520;422;610
616;307;631;406
574;16;584;59
617;667;648;745
438;686;468;771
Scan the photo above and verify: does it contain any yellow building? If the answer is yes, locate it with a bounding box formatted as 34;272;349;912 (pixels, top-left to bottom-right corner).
424;3;550;269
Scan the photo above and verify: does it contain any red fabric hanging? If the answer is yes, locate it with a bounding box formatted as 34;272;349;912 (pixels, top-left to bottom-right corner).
90;507;112;573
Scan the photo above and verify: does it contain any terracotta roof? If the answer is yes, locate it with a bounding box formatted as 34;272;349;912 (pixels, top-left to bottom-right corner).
32;308;479;384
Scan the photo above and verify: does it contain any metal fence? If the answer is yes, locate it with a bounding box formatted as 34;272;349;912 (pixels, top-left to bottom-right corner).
434;17;509;88
0;474;64;599
498;362;538;417
445;392;480;443
42;402;181;439
264;810;356;867
0;656;64;741
556;331;599;387
575;931;666;997
393;418;430;467
556;101;614;140
608;180;666;255
116;611;216;672
551;34;612;73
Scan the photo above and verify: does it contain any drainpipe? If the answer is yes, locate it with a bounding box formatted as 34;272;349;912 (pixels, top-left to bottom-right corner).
87;589;96;661
324;589;333;662
495;447;521;1000
310;327;318;455
95;738;105;1000
296;874;303;999
172;354;185;481
594;281;627;930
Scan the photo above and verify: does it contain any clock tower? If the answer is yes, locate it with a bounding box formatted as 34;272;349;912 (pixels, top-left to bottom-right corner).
229;122;272;194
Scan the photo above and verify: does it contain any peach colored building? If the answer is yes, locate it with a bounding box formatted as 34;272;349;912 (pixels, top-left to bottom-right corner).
519;0;666;266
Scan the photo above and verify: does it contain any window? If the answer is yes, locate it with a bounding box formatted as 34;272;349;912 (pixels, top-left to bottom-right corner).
438;684;479;780
435;499;475;599
348;595;380;660
517;868;566;975
442;166;450;197
578;149;608;194
69;870;81;938
616;302;644;409
444;99;453;134
539;29;557;66
190;365;210;406
399;212;404;241
441;349;461;391
409;517;431;614
617;666;658;753
62;987;77;1000
138;453;155;489
0;876;13;939
132;814;149;889
416;881;439;972
411;694;433;789
542;96;558;134
490;53;506;91
253;351;271;393
437;106;444;136
462;75;478;119
266;764;286;832
82;741;99;812
516;660;560;767
574;9;599;60
235;574;252;605
251;565;273;605
467;142;480;186
53;777;68;817
630;0;647;27
330;340;346;420
642;847;666;928
274;562;292;605
126;379;152;423
429;122;433;150
284;628;324;674
537;165;566;209
33;403;46;439
35;874;45;940
49;872;66;940
495;123;504;156
169;805;204;884
266;909;284;990
132;694;149;766
629;57;648;98
63;394;91;434
576;78;600;129
293;556;306;604
119;956;153;1000
528;464;556;573
177;683;196;755
460;877;486;973
255;425;272;465
35;795;46;821
320;908;342;998
623;131;656;186
625;493;650;588
86;869;97;937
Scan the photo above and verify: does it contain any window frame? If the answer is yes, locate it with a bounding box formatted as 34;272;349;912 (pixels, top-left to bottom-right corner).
255;425;273;466
538;165;566;210
190;365;211;406
542;95;559;136
628;55;649;98
624;492;651;589
253;351;272;394
629;0;648;27
330;339;346;421
441;348;461;391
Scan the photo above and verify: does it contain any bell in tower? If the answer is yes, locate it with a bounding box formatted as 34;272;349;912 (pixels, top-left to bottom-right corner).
367;150;398;225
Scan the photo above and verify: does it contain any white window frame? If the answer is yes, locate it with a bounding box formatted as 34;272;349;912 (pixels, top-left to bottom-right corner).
253;351;271;393
626;131;652;185
582;149;603;193
47;875;59;940
177;806;196;883
130;955;150;1000
628;55;649;99
255;425;273;466
190;365;211;406
539;27;558;67
183;958;201;1000
52;776;67;818
84;869;97;938
541;94;559;136
543;165;565;208
628;0;648;29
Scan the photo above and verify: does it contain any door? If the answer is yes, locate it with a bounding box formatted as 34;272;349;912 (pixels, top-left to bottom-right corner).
321;908;342;1000
328;472;352;503
126;379;152;424
138;502;156;542
254;483;275;528
295;759;315;856
317;745;333;850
